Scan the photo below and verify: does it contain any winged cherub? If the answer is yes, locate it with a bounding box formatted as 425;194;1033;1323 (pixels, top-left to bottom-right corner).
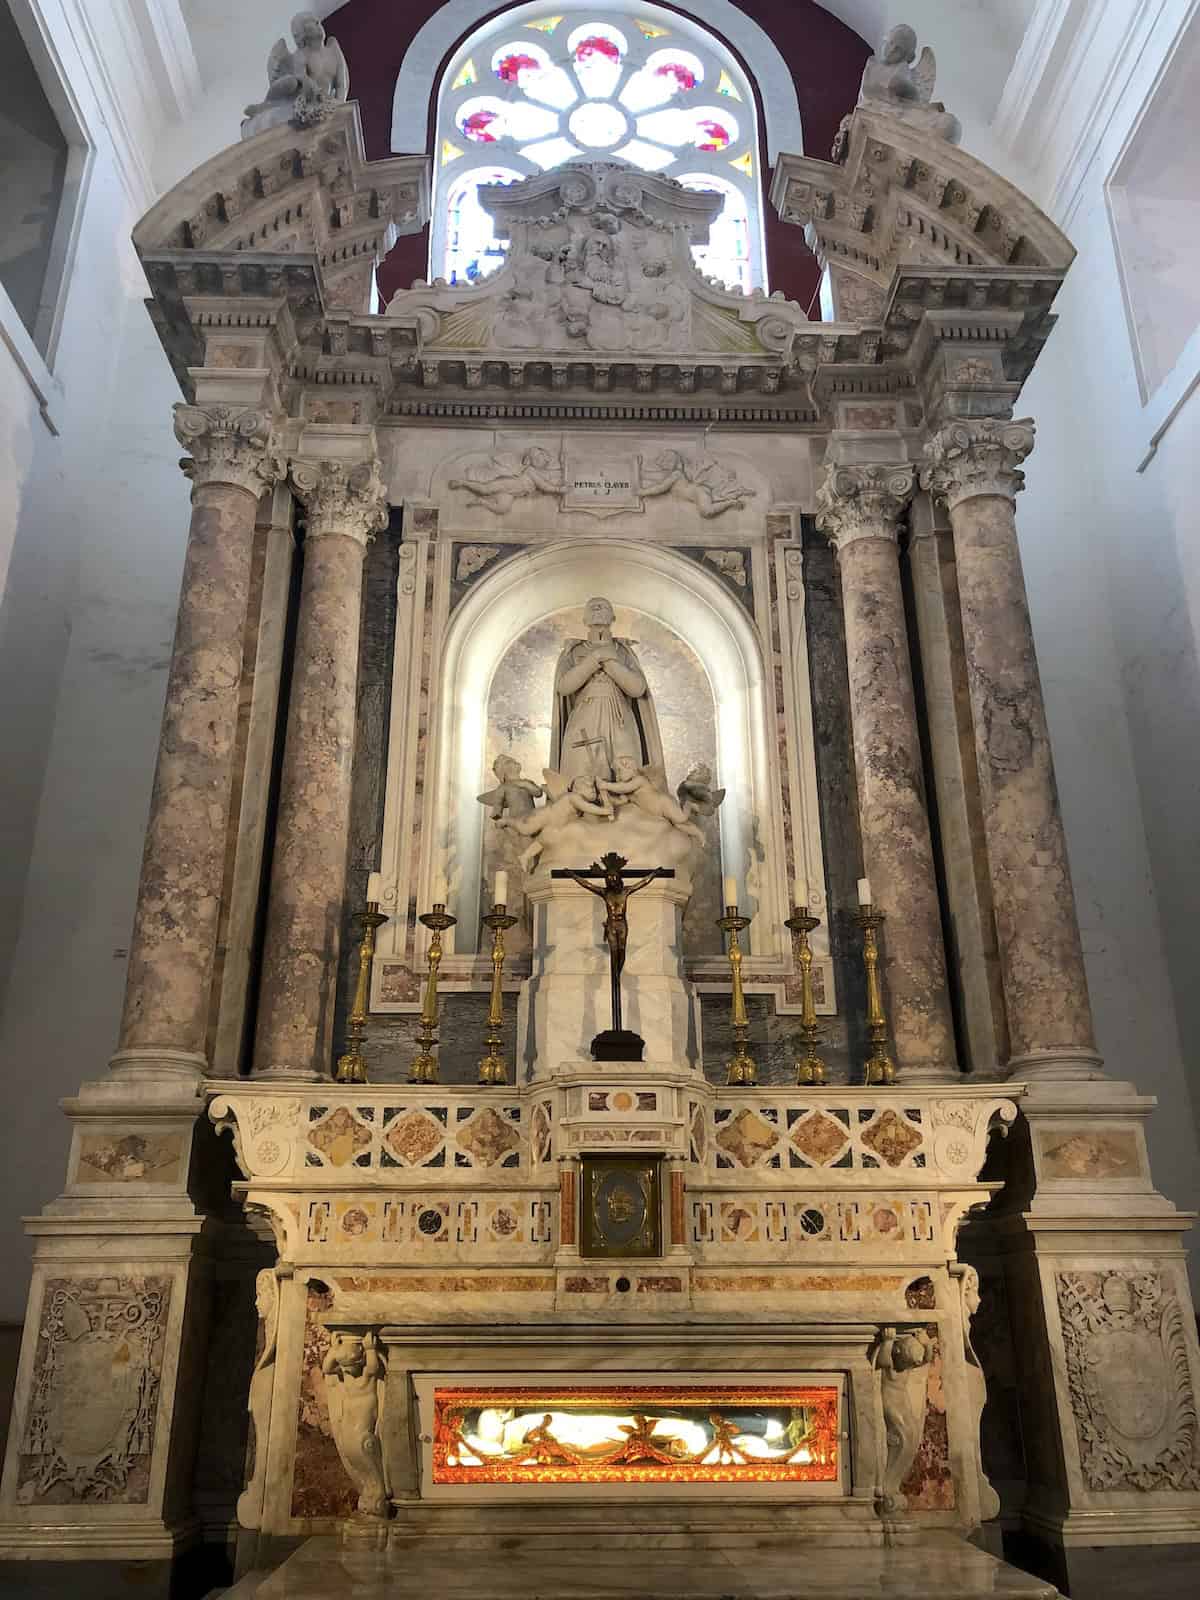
676;763;726;822
501;769;614;874
243;13;349;135
598;756;706;844
857;24;962;145
477;755;544;822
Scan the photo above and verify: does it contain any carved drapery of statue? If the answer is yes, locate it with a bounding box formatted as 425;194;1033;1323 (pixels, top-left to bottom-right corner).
551;597;664;784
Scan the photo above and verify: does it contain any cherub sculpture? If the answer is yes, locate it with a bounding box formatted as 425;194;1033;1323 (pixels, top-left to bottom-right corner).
599;756;706;844
501;769;613;873
477;755;544;822
242;13;349;139
639;449;752;518
676;763;726;822
449;446;565;515
856;24;962;145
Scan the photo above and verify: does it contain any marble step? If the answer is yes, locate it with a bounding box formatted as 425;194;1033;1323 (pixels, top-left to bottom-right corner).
233;1534;1061;1599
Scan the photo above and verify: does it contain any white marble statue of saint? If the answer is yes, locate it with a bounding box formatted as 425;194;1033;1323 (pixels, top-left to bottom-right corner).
551;597;664;784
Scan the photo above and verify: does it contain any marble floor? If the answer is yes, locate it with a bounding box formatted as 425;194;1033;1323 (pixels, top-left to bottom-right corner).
230;1534;1061;1598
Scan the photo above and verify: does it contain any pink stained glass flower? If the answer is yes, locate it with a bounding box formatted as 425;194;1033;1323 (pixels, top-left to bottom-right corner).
696;119;730;151
463;109;501;143
655;61;696;91
495;52;540;83
575;34;621;64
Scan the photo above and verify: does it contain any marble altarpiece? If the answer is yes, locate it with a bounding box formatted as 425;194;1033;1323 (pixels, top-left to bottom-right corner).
0;28;1198;1600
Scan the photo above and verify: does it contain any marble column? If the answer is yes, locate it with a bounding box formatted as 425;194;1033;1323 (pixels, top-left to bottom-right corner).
816;463;959;1082
110;404;284;1090
252;457;388;1080
922;420;1101;1081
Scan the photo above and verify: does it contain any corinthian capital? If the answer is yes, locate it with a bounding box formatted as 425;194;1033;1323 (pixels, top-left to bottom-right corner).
174;404;286;497
921;419;1036;511
815;463;915;551
290;457;390;545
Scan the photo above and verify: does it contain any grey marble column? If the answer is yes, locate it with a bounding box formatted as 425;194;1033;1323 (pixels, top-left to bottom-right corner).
110;405;284;1090
252;458;388;1081
923;419;1102;1082
816;463;959;1082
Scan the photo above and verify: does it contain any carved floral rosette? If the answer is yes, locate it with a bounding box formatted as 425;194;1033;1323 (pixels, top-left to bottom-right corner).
1056;1268;1200;1493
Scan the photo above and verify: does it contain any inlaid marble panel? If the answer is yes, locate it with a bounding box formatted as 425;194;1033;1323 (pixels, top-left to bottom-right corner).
291;1285;357;1520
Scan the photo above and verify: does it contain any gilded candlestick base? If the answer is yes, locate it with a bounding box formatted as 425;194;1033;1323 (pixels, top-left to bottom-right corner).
408;903;456;1086
479;905;518;1085
335;903;388;1085
717;907;756;1087
855;905;897;1086
785;905;827;1087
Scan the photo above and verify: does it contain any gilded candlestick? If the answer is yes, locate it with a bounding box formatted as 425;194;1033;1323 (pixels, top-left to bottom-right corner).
784;904;827;1086
409;903;456;1084
335;898;389;1085
855;904;897;1085
717;904;756;1086
478;903;518;1084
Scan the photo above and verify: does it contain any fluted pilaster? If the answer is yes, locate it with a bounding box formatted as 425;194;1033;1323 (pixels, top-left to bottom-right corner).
816;461;959;1082
252;455;389;1080
923;419;1101;1080
111;405;285;1089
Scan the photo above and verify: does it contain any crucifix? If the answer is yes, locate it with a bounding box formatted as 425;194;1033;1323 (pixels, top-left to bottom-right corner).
551;851;675;1062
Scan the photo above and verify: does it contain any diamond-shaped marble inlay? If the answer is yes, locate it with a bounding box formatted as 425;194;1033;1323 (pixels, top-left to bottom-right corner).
715;1107;779;1167
383;1110;444;1166
861;1109;922;1167
308;1106;372;1167
690;1106;707;1162
456;1106;521;1166
790;1111;849;1166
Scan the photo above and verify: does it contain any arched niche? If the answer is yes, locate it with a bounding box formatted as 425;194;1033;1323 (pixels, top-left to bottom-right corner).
416;538;788;963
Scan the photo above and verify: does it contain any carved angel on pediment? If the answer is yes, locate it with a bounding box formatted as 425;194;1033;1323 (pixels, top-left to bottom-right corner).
857;24;962;146
242;12;349;139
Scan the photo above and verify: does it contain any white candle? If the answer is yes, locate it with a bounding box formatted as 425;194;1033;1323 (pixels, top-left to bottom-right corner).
366;871;383;905
723;876;738;908
493;870;508;907
793;874;808;908
857;877;873;907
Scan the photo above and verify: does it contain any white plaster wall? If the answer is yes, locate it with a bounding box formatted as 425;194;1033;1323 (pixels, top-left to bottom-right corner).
0;1;192;1321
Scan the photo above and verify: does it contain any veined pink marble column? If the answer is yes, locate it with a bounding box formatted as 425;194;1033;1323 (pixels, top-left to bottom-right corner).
110;405;284;1088
252;458;388;1080
817;463;959;1082
923;419;1101;1081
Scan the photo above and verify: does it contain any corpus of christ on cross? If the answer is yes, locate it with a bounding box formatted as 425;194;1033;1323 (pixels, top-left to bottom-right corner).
550;851;675;1061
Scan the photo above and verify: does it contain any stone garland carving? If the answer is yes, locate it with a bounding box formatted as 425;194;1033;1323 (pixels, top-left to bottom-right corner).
1056;1269;1200;1493
921;420;1036;512
290;457;390;545
242;11;348;140
814;463;916;549
17;1276;171;1504
874;1324;932;1512
237;1269;280;1530
321;1329;389;1518
173;403;286;497
960;1265;1001;1520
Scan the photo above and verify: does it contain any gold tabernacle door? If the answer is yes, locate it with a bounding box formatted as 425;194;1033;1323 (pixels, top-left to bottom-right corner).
430;1382;841;1488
